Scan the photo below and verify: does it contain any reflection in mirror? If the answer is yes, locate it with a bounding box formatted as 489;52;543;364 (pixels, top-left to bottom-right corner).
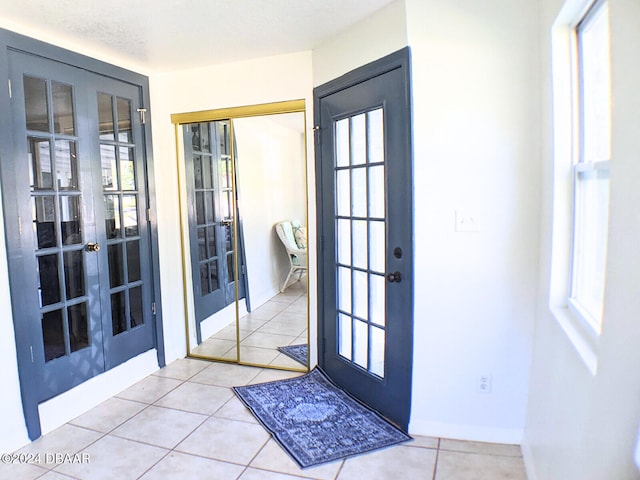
174;101;308;372
233;113;307;369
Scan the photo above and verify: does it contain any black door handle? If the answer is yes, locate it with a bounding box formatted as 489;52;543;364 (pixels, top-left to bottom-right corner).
386;271;402;283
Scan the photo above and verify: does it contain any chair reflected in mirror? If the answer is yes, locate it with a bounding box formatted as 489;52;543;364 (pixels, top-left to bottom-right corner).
275;220;307;292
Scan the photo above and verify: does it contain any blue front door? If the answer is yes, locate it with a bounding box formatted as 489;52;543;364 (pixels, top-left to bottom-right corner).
315;49;414;430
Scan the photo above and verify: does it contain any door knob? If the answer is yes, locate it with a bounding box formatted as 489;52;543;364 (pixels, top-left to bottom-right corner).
86;242;100;252
386;271;402;283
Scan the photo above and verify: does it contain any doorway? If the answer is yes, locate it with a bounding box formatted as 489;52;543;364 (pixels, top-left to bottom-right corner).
314;48;414;430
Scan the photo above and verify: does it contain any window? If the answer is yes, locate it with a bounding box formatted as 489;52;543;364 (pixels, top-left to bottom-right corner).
569;0;611;334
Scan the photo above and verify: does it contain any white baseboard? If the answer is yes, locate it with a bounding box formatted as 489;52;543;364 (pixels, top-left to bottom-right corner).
38;350;160;435
409;419;524;445
520;440;539;480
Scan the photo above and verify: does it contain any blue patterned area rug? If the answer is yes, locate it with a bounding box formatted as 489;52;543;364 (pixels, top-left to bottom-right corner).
277;343;308;366
233;367;411;468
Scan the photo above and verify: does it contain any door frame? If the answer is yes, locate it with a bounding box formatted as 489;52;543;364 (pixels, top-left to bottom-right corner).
314;48;414;429
0;28;165;440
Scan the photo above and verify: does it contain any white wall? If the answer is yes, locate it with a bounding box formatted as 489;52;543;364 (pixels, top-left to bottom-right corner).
312;0;541;443
404;0;541;443
312;0;408;86
522;0;640;478
149;51;316;364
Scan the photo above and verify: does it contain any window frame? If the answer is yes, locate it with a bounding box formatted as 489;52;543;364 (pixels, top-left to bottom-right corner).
567;0;611;336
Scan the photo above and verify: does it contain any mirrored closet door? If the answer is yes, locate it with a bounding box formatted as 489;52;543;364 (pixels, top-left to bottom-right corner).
173;100;309;372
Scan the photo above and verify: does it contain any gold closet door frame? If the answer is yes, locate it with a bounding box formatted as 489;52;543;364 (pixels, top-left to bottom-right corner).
172;99;309;371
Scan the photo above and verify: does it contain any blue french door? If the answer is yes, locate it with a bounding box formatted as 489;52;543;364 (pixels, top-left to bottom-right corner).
314;49;413;430
5;51;155;421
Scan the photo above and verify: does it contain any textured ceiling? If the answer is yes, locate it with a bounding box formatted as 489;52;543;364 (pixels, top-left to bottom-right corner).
0;0;395;71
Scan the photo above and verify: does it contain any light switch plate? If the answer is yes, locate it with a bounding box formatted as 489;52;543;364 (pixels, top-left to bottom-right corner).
455;209;480;232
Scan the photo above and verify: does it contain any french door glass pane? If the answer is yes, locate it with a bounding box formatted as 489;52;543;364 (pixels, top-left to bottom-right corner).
24;76;50;132
338;266;351;312
38;254;61;306
105;195;121;239
33;196;57;249
55;140;78;190
337;218;351;265
59;196;82;245
116;97;132;143
353;319;368;368
336;169;350;217
370;274;386;327
108;244;124;288
351;114;366;166
351;167;367;217
64;250;85;299
351;220;367;270
335;118;350;168
127;240;141;282
367;109;384;164
119;147;135;190
98;92;115;140
338;313;352;359
111;291;126;335
29;138;53;190
42;310;65;361
101;145;118;190
129;286;143;328
52;81;75;135
122;195;138;236
67;303;89;352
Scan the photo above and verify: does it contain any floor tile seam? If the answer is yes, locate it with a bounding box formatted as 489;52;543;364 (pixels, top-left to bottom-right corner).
147;399;227;418
42;428;109;474
149;363;213;381
134;448;173;480
436;448;524;458
45;465;83;480
170;445;256;469
245;464;329;480
68;401;150;437
432;446;441;480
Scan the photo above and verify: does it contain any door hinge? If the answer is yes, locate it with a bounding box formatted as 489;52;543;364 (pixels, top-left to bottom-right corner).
8;79;12;99
241;264;246;274
152;302;156;315
137;108;147;124
18;216;22;237
146;208;152;222
30;345;34;363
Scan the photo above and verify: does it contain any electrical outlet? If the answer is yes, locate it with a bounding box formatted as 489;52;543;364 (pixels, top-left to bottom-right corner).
478;374;492;394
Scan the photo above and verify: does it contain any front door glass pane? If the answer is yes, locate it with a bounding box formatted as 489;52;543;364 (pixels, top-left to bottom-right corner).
335;107;387;379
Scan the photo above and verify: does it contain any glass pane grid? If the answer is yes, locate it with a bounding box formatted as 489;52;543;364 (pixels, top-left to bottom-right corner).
334;108;386;379
100;93;144;335
25;74;93;362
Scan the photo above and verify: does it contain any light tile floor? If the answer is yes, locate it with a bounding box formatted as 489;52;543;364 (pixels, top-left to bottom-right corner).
193;281;308;370
4;359;527;480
